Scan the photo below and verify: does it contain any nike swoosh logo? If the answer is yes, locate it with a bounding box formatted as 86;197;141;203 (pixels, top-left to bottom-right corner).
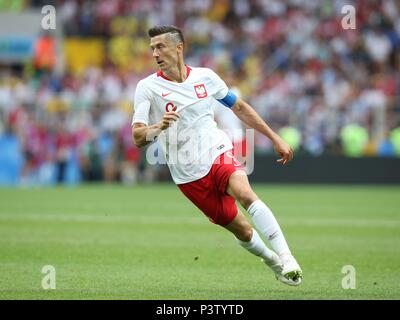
162;92;172;97
268;231;278;240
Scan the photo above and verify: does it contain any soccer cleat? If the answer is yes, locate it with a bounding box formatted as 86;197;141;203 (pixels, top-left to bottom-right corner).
261;252;302;286
280;253;302;285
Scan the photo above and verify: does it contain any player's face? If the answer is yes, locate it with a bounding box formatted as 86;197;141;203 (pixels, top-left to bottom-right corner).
150;34;180;71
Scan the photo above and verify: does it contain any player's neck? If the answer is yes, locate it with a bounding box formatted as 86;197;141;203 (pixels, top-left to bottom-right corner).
162;61;188;83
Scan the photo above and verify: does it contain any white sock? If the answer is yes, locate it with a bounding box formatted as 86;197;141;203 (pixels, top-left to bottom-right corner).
247;199;291;257
236;228;275;260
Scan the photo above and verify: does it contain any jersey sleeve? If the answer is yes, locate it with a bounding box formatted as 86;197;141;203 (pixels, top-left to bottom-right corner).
208;69;229;100
132;80;151;126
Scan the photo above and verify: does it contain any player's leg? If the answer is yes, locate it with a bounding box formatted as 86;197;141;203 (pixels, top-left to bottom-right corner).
223;208;300;286
226;171;302;283
226;171;290;255
222;208;285;281
177;171;281;276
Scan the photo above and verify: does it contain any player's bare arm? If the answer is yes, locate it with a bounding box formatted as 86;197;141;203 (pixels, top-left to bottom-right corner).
132;111;180;148
232;97;293;165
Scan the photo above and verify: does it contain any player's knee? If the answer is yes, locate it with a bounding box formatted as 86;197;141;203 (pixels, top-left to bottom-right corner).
236;190;257;209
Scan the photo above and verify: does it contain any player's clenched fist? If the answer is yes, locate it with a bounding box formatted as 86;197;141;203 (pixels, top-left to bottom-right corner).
158;111;180;130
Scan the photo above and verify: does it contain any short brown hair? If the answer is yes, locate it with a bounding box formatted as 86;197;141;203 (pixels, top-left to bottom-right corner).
148;25;184;44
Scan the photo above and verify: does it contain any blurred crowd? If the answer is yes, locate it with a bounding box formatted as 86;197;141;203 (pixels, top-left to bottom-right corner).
1;0;400;185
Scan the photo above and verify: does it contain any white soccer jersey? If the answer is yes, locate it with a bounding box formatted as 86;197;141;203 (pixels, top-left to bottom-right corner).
132;66;233;184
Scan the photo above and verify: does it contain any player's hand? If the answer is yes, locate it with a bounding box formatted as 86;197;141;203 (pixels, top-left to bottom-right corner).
273;136;293;165
159;111;180;130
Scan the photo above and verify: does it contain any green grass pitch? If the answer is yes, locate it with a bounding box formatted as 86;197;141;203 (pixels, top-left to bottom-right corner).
0;183;399;300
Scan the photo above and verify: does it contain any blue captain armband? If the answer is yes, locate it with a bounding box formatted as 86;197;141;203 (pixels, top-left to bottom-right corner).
217;90;237;109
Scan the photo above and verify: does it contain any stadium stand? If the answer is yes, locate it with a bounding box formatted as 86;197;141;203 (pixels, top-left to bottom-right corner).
0;0;399;185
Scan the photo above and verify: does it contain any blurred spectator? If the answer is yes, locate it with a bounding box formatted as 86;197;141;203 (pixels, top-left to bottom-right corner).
279;126;301;152
390;127;400;156
340;124;369;157
54;122;74;183
79;133;103;181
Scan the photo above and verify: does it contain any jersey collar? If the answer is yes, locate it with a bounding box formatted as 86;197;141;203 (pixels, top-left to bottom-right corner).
157;65;192;82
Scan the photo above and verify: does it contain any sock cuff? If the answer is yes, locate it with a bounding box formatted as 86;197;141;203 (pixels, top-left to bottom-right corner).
236;228;273;259
236;228;257;247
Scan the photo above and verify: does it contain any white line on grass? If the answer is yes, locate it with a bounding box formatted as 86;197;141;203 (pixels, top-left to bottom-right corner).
0;213;399;228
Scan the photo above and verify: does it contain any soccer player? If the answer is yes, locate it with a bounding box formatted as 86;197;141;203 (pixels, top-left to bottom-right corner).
132;25;302;286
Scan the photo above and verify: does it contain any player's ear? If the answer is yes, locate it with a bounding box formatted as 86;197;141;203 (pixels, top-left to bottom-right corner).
176;42;184;53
